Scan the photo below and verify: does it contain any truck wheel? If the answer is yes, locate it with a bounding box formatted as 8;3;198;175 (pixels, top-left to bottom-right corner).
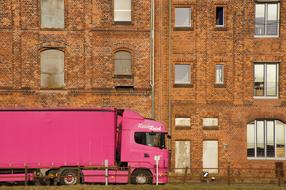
131;170;152;184
60;170;79;185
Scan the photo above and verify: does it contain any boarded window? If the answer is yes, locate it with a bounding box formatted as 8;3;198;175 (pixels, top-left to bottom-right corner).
175;117;191;127
215;64;224;84
114;51;132;75
41;0;64;28
175;8;191;27
203;118;218;128
114;0;131;22
175;64;191;84
41;50;64;89
175;141;191;173
203;140;218;173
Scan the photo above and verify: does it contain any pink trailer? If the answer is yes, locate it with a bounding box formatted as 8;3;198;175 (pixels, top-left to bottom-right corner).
0;109;168;185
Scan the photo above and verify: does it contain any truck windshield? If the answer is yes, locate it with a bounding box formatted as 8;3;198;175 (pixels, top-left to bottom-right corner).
134;132;166;149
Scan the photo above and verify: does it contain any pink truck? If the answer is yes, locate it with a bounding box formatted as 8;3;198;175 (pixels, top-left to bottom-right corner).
0;108;168;185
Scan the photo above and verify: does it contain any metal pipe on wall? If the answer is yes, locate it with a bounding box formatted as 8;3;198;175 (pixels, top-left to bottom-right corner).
150;0;155;119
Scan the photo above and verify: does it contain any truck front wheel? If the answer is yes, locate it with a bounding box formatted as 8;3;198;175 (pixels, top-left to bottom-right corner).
131;169;152;184
60;170;79;185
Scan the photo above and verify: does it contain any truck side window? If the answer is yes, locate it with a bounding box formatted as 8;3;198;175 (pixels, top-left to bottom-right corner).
134;132;165;148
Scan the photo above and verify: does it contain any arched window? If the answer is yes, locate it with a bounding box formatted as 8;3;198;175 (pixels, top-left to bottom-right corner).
41;0;64;28
114;51;132;75
247;120;286;159
41;50;64;89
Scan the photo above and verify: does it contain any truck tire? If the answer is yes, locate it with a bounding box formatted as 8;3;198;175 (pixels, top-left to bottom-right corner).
59;169;79;185
131;169;152;184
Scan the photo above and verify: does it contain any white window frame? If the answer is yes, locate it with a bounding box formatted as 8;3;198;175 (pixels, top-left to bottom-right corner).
215;64;224;84
175;7;192;28
254;3;280;38
216;7;224;27
247;120;286;160
253;63;279;99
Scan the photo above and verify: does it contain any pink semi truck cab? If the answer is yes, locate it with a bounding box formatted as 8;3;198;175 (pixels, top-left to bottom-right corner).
0;108;168;185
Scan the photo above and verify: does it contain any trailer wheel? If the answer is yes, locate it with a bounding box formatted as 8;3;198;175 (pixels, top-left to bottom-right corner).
60;170;79;185
131;169;152;184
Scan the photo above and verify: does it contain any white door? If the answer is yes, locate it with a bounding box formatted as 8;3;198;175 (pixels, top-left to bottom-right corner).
203;140;218;173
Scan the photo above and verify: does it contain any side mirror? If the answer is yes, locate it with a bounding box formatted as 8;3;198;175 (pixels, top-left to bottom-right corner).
167;135;171;139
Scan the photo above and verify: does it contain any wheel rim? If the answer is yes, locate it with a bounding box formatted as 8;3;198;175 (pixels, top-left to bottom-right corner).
136;174;147;184
64;174;77;185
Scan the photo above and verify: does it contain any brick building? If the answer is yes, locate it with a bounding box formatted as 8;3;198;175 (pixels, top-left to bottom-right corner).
0;0;153;117
1;0;286;176
155;0;286;174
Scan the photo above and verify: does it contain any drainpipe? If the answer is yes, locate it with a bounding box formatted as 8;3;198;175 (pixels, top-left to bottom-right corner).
168;0;172;149
150;0;155;119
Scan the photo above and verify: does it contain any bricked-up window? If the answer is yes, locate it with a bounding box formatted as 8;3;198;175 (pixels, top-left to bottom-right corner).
175;8;191;27
175;64;191;84
216;7;224;27
175;141;191;173
41;0;64;28
175;117;191;127
41;50;64;89
254;63;279;97
247;120;286;159
114;0;131;22
255;3;279;36
215;64;224;84
114;51;132;75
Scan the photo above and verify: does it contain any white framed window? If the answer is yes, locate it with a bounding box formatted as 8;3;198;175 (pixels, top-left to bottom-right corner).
175;117;191;127
114;0;131;22
203;118;218;127
41;0;64;28
175;141;191;173
254;63;279;98
247;120;286;159
216;7;224;27
255;3;279;37
175;64;191;84
175;8;192;27
41;49;65;89
114;51;132;75
215;64;224;84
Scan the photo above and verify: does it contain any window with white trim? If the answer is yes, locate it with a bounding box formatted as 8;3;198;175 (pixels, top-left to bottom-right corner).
175;8;192;28
255;3;279;36
254;63;279;98
41;0;64;28
175;64;191;84
247;120;286;159
114;0;131;22
175;117;191;127
215;64;224;84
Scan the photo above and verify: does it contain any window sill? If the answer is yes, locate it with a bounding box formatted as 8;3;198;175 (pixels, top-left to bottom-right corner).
173;27;194;31
175;126;191;130
214;26;227;31
173;84;193;88
248;157;286;161
214;84;225;88
113;75;133;79
40;28;65;31
253;96;279;100
113;21;132;25
254;35;279;38
203;126;219;130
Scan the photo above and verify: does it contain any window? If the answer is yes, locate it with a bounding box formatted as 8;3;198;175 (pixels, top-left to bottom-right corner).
175;117;191;127
254;63;279;97
41;0;64;28
215;64;224;84
175;141;191;173
41;50;64;89
114;51;132;75
175;8;191;28
175;64;191;84
203;118;218;128
247;120;286;159
114;0;131;22
134;132;165;149
216;7;224;27
255;3;279;36
203;140;218;173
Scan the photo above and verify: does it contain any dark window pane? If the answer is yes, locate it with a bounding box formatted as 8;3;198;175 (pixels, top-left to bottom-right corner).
216;7;224;26
256;121;265;157
266;121;275;157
